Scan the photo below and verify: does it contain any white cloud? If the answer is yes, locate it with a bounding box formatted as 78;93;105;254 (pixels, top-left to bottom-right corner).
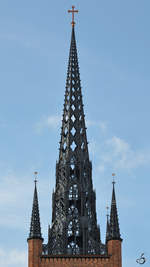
88;140;97;159
86;119;107;133
35;115;61;134
35;116;107;135
98;136;150;172
0;248;27;267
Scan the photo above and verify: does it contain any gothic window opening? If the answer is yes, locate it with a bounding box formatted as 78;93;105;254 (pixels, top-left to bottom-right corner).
71;141;76;151
71;127;76;136
63;142;67;150
71;163;75;170
69;185;78;200
72;104;75;111
67;242;80;255
80;128;83;134
64;127;68;135
65;115;69;122
71;114;76;122
66;104;69;110
81;142;85;150
68;221;73;236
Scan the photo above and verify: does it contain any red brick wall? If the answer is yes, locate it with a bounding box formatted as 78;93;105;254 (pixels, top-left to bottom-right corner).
28;239;43;267
107;240;122;267
40;256;111;267
28;240;122;267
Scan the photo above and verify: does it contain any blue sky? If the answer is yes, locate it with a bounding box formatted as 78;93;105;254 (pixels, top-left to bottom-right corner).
0;0;149;266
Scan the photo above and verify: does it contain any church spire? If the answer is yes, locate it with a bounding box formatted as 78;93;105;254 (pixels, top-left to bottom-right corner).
28;173;43;240
59;18;89;164
105;207;111;243
48;8;101;255
109;178;121;241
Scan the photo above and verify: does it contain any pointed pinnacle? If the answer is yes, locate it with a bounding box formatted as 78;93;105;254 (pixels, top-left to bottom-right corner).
28;177;43;241
108;181;122;241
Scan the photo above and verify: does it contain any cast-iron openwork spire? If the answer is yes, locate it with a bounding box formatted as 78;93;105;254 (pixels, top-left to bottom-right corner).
46;8;102;256
108;180;121;241
59;25;89;164
28;173;43;240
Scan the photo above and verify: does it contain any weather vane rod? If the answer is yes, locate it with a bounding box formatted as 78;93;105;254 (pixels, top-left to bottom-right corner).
112;173;116;185
34;171;38;185
68;6;78;27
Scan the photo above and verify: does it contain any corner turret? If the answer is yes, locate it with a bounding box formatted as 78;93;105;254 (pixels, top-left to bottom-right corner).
107;175;122;267
27;172;43;267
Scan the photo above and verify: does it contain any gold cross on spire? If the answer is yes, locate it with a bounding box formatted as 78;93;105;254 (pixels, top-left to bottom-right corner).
68;6;78;27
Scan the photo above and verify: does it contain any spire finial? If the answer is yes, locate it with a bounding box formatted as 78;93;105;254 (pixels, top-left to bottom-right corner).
106;206;109;218
112;173;116;185
105;206;110;243
34;171;38;185
68;6;78;27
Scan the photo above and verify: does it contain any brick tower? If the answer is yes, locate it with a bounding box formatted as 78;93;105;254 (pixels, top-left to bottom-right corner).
28;6;122;267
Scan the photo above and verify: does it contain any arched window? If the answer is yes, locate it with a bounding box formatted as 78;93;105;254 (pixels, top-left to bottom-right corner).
67;241;80;255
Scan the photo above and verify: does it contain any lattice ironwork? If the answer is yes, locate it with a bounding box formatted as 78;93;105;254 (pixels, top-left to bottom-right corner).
45;26;103;255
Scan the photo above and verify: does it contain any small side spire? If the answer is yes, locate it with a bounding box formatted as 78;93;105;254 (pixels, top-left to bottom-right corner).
108;174;122;241
105;206;111;243
28;172;43;240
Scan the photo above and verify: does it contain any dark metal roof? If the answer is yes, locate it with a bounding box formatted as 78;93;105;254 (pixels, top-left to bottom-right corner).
108;183;122;241
28;182;43;241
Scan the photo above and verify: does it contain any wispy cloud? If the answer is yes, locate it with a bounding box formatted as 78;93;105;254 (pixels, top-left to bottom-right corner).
86;119;108;133
98;136;150;172
35;116;107;135
0;248;27;267
35;115;61;134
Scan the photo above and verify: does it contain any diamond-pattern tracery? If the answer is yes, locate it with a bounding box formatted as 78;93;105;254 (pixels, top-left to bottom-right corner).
71;127;76;136
71;141;76;151
71;114;75;123
47;26;102;256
